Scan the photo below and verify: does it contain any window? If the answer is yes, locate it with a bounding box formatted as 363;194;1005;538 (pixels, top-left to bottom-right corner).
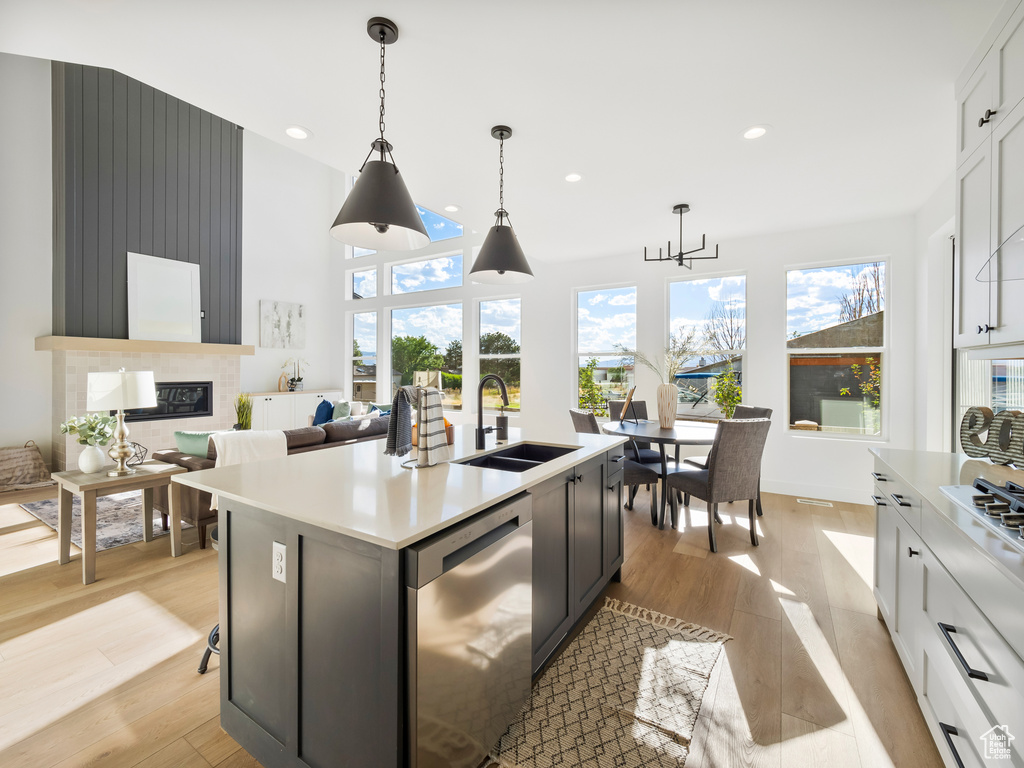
392;253;463;295
669;276;746;418
956;356;1024;424
786;262;885;435
417;206;464;243
577;286;636;415
391;303;463;409
352;269;376;299
480;298;521;412
352;312;377;404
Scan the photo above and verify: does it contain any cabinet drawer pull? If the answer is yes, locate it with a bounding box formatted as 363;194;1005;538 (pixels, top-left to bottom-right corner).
870;472;887;482
573;475;583;485
939;723;966;768
907;547;919;557
611;455;625;463
978;108;997;127
938;623;989;681
977;323;994;334
890;493;911;508
871;495;887;506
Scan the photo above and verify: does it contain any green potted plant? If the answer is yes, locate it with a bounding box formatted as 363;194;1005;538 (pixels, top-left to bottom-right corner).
234;392;253;430
712;366;742;419
60;413;117;473
614;329;698;427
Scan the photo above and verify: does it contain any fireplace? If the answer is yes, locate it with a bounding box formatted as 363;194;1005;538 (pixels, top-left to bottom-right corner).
122;381;213;422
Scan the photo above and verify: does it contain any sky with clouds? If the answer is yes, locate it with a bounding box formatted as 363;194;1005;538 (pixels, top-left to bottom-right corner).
480;298;521;348
392;254;462;294
786;262;885;338
353;269;376;299
353;311;376;360
577;287;636;353
669;276;746;345
352;206;462;259
392;303;463;352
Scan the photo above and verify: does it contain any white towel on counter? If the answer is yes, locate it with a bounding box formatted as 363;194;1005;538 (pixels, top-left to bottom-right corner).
210;429;288;509
415;387;450;467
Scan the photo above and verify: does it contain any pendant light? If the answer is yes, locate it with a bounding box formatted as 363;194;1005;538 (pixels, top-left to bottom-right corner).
469;125;534;284
330;17;429;251
642;204;720;269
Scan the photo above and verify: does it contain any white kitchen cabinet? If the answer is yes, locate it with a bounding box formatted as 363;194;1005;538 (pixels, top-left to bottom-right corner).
249;390;343;431
956;1;1024;168
873;489;897;626
990;101;1024;345
955;1;1024;349
893;512;924;688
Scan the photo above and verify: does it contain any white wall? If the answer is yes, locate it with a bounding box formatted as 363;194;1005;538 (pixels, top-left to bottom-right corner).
0;54;53;464
240;132;347;393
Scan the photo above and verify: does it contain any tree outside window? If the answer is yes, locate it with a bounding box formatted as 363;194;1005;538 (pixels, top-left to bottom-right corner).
480;298;521;412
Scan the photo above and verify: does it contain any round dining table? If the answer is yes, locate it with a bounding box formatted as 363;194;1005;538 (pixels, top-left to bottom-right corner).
601;419;719;527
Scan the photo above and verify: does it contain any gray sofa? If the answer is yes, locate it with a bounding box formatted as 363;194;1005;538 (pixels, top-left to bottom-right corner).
152;416;390;548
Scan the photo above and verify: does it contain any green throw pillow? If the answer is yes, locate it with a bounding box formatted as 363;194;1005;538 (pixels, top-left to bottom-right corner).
373;401;393;415
332;400;352;420
174;430;220;458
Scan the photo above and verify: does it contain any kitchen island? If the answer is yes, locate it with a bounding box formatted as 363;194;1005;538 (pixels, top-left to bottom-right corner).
175;425;627;768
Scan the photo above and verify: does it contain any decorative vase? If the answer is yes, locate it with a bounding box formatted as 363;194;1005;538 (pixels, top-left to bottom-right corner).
77;444;106;474
656;383;677;428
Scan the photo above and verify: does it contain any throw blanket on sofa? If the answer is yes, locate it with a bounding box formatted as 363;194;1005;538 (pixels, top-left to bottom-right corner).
210;430;287;509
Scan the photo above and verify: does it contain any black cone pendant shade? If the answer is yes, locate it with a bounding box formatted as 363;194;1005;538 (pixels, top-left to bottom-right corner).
329;18;429;252
470;125;534;284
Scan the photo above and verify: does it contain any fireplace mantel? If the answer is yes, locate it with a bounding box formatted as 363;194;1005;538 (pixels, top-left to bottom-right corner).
36;336;255;356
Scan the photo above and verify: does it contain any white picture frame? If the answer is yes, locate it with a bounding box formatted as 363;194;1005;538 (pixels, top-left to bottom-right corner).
127;252;202;343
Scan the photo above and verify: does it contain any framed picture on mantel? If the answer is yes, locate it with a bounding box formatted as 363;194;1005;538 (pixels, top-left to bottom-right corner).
127;252;202;343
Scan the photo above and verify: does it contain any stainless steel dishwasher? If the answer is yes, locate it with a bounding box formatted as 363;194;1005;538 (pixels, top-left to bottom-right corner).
406;494;533;768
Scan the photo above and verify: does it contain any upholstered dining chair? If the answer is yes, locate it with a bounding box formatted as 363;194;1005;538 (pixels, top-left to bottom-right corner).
664;418;771;553
607;399;662;465
569;409;660;525
732;405;772;516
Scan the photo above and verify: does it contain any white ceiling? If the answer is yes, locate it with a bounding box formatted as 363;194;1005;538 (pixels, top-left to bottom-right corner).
0;0;1007;263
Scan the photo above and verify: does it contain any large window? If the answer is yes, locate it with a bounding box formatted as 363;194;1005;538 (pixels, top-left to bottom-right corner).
352;269;376;299
480;298;521;412
786;262;885;435
391;303;463;409
352;312;377;404
669;276;746;418
577;286;636;415
392;254;463;295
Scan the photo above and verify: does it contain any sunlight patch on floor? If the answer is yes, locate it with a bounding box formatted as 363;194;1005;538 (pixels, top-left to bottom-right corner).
821;530;874;591
771;579;795;596
0;592;201;750
729;554;761;576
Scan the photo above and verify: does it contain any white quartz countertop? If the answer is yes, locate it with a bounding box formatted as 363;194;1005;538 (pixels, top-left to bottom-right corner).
175;425;626;550
870;447;1024;589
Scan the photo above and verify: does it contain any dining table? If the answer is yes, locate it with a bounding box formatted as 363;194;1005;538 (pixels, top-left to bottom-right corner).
601;418;719;527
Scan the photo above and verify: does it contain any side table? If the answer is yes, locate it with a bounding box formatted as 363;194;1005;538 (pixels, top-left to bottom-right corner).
51;460;187;584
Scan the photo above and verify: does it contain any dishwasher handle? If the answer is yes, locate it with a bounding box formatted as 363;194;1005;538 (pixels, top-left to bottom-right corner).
406;494;532;588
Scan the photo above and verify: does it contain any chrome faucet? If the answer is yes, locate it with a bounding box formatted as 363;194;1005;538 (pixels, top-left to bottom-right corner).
476;374;510;449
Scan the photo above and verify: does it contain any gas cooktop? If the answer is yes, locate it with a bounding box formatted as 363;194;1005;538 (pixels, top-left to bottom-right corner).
939;479;1024;552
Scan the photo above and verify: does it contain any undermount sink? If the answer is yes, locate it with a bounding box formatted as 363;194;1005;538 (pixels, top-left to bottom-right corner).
456;442;579;472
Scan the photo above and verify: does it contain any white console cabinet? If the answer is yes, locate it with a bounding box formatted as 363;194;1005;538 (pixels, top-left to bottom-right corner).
250;390;342;431
871;450;1024;768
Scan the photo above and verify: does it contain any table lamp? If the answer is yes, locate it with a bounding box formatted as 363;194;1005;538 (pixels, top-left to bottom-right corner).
87;369;157;477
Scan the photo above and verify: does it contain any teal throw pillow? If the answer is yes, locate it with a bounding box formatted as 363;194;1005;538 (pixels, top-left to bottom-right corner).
372;401;393;415
332;400;352;420
174;430;220;458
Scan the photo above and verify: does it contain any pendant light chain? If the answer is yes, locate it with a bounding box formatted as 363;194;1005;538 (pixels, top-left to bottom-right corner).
378;31;387;150
498;133;505;223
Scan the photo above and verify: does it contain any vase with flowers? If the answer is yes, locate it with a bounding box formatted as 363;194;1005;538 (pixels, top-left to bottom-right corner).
615;329;698;428
60;413;117;473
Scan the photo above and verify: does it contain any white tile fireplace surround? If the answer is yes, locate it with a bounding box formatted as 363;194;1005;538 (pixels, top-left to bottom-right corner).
51;349;240;471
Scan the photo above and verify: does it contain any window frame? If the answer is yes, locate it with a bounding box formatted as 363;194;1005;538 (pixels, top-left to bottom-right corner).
783;257;890;441
573;282;638;414
478;295;522;413
390;301;465;411
387;248;464;297
350;310;379;405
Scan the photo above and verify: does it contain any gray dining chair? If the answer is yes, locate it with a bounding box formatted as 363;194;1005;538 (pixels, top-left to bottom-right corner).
681;404;773;516
607;399;663;465
570;409;660;525
664;418;772;553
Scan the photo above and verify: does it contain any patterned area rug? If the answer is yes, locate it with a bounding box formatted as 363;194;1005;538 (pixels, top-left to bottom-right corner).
492;598;730;768
21;490;191;551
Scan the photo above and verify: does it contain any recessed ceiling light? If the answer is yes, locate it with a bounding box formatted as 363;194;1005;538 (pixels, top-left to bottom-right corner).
285;125;312;140
565;173;582;183
742;125;769;140
444;204;460;212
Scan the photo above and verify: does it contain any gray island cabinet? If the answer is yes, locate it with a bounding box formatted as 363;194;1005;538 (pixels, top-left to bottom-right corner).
175;426;626;768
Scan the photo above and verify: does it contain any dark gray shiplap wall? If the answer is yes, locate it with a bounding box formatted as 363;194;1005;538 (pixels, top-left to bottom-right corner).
52;62;243;343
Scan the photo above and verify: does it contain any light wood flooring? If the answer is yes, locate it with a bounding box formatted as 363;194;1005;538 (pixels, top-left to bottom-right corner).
0;490;941;767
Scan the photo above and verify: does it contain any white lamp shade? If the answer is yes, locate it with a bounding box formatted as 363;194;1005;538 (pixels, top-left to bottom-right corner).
87;371;157;411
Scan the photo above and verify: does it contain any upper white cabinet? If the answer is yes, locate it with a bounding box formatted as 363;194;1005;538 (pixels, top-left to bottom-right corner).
957;1;1024;167
954;1;1024;348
